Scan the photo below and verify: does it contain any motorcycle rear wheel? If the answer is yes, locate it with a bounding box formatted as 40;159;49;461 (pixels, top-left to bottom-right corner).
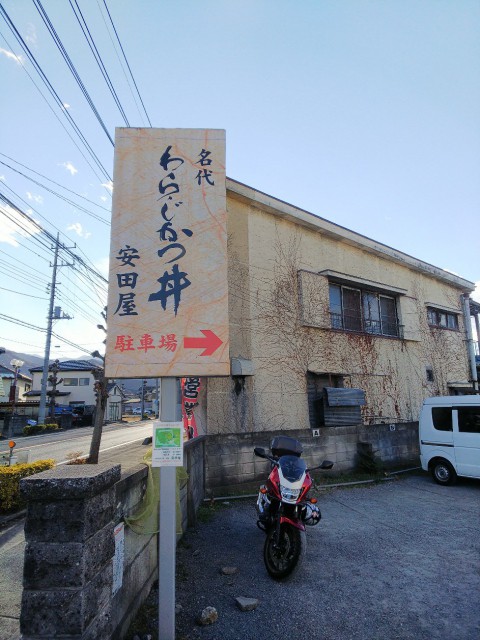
263;523;306;580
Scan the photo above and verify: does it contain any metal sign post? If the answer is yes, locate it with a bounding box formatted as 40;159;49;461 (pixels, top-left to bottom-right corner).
157;377;179;639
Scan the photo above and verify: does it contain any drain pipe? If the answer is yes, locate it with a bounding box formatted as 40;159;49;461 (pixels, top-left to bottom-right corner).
462;293;479;393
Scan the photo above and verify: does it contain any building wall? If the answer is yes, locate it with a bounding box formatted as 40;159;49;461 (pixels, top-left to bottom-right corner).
207;194;470;435
31;370;97;405
0;376;31;403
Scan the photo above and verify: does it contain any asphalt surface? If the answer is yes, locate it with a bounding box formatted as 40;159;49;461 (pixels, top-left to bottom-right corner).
167;473;480;640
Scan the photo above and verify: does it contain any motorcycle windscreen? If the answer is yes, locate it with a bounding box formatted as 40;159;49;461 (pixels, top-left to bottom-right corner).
278;455;307;482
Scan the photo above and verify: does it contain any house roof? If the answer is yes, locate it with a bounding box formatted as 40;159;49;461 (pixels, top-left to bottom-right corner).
226;178;475;292
0;364;32;382
29;359;100;373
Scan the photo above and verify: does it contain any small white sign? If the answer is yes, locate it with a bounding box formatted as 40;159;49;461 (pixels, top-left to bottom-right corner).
112;522;125;596
152;421;184;467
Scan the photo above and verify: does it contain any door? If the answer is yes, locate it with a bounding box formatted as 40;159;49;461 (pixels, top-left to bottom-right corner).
453;406;480;478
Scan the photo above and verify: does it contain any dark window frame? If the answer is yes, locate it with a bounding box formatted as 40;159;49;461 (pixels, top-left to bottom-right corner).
329;283;401;338
427;307;459;330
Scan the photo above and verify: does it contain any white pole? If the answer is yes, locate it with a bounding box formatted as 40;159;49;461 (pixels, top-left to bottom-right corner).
158;377;177;639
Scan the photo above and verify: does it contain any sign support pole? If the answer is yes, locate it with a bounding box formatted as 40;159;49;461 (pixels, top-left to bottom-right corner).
158;377;177;639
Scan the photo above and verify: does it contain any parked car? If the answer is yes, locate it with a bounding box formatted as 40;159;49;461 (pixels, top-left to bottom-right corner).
132;408;142;415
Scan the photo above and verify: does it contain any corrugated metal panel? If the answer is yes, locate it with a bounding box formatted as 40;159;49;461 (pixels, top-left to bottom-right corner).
324;405;362;427
324;387;366;407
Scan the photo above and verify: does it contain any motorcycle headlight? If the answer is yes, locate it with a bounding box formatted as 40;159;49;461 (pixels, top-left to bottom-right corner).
280;484;301;503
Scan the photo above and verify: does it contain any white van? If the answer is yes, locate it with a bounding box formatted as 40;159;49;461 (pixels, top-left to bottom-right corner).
419;396;480;485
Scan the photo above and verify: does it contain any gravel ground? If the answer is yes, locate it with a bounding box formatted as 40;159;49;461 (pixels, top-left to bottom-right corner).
129;473;480;640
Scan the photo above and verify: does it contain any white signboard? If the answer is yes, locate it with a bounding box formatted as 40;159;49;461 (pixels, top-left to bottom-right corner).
152;422;184;467
105;128;229;379
112;522;125;595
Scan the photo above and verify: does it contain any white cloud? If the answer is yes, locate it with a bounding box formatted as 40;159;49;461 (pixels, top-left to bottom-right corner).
101;181;113;193
25;23;37;46
100;195;108;202
0;204;40;247
60;161;78;176
26;192;43;204
0;175;5;182
67;222;91;239
95;256;110;278
0;48;24;65
62;103;70;110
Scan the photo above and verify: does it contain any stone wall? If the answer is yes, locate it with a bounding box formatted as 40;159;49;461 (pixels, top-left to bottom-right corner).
19;436;207;640
205;423;420;492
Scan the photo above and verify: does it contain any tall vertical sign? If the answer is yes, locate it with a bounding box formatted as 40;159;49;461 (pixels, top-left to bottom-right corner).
105;128;229;379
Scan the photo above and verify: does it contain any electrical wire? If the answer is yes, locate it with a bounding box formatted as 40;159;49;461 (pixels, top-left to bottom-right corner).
33;0;116;144
0;285;48;300
0;4;112;181
0;153;111;209
0;159;110;226
68;0;130;126
100;0;152;126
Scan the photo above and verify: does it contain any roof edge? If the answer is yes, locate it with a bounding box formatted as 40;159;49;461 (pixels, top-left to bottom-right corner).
226;177;475;292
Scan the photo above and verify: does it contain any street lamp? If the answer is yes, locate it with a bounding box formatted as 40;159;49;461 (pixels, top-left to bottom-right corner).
9;358;24;438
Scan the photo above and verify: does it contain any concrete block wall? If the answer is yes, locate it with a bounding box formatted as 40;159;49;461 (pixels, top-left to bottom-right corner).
205;423;420;492
180;436;206;531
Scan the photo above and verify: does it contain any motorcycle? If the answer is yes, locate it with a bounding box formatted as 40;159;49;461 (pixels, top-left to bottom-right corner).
254;435;333;579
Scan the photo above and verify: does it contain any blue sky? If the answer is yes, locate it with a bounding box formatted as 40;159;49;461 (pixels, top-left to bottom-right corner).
0;0;479;360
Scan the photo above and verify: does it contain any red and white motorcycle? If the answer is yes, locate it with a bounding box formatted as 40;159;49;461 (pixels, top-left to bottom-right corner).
254;436;333;579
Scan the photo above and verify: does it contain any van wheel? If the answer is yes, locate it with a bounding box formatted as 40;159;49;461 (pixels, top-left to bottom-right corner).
431;460;457;486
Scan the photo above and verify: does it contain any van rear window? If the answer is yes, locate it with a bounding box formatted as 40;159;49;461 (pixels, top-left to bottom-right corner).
431;407;453;431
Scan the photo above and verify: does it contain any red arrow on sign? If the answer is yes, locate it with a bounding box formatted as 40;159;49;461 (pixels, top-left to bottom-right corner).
184;330;223;357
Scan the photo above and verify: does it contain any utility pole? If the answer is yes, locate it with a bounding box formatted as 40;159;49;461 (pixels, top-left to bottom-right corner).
38;234;73;425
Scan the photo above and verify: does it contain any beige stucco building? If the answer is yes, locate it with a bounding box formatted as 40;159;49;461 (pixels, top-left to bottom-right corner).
205;179;476;436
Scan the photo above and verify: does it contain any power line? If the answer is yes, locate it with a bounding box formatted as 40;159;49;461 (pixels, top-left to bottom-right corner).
0;153;111;210
0;192;108;285
0;158;110;226
0;3;112;181
100;0;152;127
0;285;48;300
69;0;130;126
33;0;116;145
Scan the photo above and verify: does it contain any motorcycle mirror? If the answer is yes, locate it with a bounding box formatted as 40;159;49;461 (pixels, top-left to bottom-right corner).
320;460;334;470
308;460;334;472
254;447;267;458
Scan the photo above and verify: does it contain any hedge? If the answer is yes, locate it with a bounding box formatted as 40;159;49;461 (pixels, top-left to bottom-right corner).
0;460;55;513
23;423;60;436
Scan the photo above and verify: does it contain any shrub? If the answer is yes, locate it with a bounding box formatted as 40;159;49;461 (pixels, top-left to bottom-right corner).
65;451;87;465
23;423;60;436
0;459;55;513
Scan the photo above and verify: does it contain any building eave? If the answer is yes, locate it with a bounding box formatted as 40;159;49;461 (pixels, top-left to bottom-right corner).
226;177;475;292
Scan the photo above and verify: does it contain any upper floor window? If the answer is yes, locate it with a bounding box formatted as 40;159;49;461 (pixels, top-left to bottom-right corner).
63;378;79;386
427;307;458;330
329;284;400;337
79;378;90;386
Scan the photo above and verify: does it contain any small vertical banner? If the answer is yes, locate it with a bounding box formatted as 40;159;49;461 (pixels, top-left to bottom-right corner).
152;422;184;467
181;377;201;439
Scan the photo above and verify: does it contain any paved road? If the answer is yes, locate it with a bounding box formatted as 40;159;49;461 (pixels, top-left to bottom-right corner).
170;474;480;640
0;421;153;465
0;424;153;640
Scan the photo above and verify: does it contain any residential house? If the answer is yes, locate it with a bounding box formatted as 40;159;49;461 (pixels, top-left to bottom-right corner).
0;364;32;403
203;179;477;437
27;360;99;410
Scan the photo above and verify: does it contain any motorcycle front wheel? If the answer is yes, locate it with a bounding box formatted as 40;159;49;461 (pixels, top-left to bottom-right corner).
263;523;306;580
